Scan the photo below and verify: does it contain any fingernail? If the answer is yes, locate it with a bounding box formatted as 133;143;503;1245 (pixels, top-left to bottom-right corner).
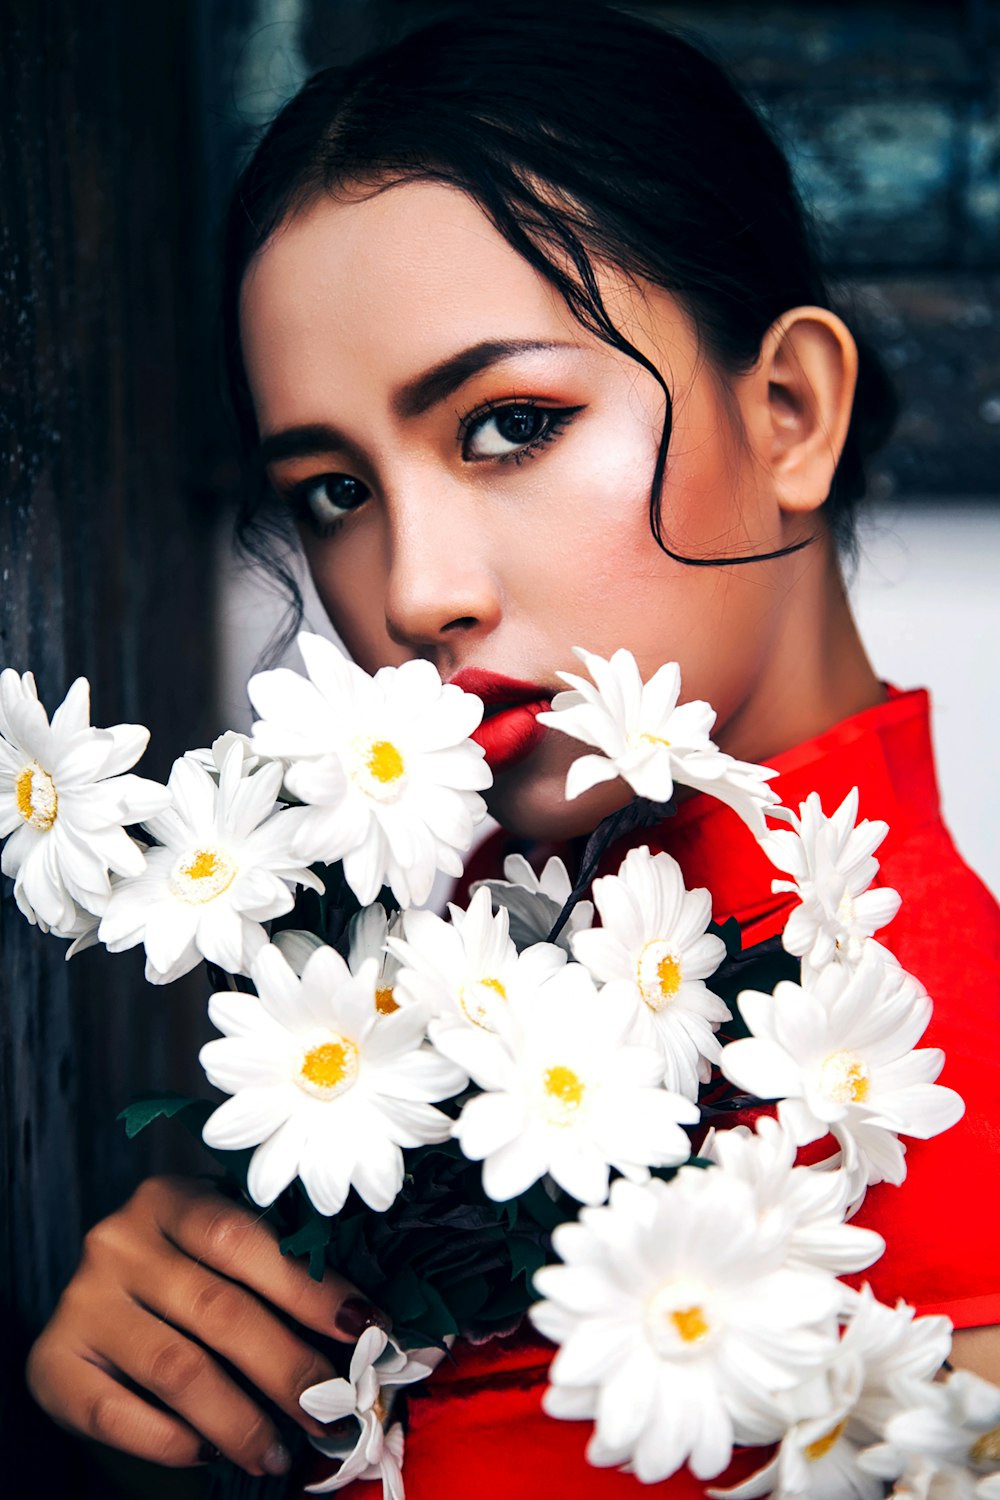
198;1442;222;1463
261;1441;292;1476
335;1294;392;1339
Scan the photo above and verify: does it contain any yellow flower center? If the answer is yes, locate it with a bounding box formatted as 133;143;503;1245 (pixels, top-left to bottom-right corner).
543;1065;586;1118
819;1049;871;1104
804;1419;848;1463
645;1283;714;1356
297;1034;360;1099
970;1425;1000;1466
636;940;684;1011
639;732;671;749
835;890;857;928
459;975;507;1030
169;847;237;904
350;735;407;802
15;763;58;830
367;739;405;784
375;986;399;1015
186;849;221;881
671;1306;710;1344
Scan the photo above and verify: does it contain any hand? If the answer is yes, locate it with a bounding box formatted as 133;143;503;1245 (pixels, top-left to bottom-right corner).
26;1174;390;1476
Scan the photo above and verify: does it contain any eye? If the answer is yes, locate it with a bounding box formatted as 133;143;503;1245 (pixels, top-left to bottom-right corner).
460;401;584;464
286;473;369;535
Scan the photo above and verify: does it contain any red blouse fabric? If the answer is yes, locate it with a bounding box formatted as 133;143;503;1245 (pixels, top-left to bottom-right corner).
320;686;1000;1499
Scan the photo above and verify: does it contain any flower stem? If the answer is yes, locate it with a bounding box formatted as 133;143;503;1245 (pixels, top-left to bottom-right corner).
545;795;674;945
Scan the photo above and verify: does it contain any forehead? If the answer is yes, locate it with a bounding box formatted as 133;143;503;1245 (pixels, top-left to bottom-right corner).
238;180;691;428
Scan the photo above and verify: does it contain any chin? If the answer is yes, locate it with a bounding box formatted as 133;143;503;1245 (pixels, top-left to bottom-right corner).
483;753;633;843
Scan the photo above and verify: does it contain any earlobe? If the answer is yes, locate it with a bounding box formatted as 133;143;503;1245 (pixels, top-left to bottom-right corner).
760;306;859;516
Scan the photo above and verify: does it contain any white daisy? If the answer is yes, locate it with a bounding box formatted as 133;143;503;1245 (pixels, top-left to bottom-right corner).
98;743;322;984
702;1116;885;1280
470;851;594;954
712;1288;952;1500
346;903;408;1017
308;1418;405;1500
719;944;965;1201
59;904;103;959
199;941;467;1215
860;1370;1000;1499
247;632;492;908
0;669;168;932
301;1326;443;1495
185;729;277;780
764;788;902;970
273;905;407;1020
530;1169;841;1484
271;927;325;975
535;647;780;837
387;884;566;1034
433;959;698;1205
711;1353;873;1500
569;844;729;1099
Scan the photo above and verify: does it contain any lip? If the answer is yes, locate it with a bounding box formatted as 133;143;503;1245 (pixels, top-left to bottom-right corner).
449;668;553;773
449;667;554;707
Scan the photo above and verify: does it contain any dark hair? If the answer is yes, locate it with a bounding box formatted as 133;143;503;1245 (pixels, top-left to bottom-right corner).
220;0;899;651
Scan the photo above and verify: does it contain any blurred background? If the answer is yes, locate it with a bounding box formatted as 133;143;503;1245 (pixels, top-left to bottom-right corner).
2;0;998;1492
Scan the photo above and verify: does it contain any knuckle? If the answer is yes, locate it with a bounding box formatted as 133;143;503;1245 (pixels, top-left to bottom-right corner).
80;1215;123;1265
143;1422;195;1469
289;1347;333;1399
236;1408;277;1466
147;1339;207;1401
132;1173;193;1219
190;1276;247;1331
200;1203;253;1263
85;1390;128;1445
129;1174;171;1217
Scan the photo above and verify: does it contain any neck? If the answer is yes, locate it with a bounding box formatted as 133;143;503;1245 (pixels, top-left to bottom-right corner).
718;534;885;766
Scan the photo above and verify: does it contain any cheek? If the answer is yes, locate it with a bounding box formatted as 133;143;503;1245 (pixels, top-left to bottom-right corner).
301;529;406;672
518;386;781;731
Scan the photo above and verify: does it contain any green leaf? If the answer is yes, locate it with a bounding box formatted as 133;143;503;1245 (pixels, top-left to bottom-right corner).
710;915;742;959
446;1274;490;1323
117;1092;201;1139
416;1279;460;1340
515;1179;569;1232
508;1235;547;1292
481;1280;534;1322
382;1264;428;1324
280;1213;334;1283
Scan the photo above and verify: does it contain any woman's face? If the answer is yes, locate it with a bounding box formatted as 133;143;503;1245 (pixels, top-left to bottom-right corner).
239;180;824;840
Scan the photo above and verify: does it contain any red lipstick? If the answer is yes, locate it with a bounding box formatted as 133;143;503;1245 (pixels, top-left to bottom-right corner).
449;668;553;773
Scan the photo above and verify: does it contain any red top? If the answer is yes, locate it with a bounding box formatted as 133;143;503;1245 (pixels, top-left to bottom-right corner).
321;686;1000;1499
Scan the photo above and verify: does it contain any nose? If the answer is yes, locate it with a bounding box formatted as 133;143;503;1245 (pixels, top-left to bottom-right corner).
382;483;503;656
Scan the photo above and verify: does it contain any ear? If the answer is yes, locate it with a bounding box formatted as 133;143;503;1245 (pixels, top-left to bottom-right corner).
754;306;859;516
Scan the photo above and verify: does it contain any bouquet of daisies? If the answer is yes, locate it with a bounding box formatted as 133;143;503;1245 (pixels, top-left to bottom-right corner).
3;638;995;1500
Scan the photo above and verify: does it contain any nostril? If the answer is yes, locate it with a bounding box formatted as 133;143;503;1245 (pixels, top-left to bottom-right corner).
442;617;479;632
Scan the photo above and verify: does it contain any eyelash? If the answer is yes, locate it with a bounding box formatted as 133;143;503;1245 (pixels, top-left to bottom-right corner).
280;397;584;539
456;397;583;466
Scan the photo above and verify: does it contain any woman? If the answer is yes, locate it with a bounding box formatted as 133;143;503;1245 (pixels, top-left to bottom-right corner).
26;4;1000;1495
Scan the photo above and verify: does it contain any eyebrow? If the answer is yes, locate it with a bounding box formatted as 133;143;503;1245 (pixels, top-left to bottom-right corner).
257;337;578;468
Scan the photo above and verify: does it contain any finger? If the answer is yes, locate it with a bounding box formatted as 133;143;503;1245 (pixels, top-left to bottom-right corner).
133;1252;338;1434
102;1304;294;1477
159;1179;390;1343
28;1342;212;1469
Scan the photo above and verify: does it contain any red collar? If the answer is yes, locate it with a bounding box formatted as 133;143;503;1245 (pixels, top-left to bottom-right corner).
591;685;941;933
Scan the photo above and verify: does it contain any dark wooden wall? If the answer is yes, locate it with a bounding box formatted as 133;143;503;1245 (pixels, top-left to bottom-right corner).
1;0;219;1487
